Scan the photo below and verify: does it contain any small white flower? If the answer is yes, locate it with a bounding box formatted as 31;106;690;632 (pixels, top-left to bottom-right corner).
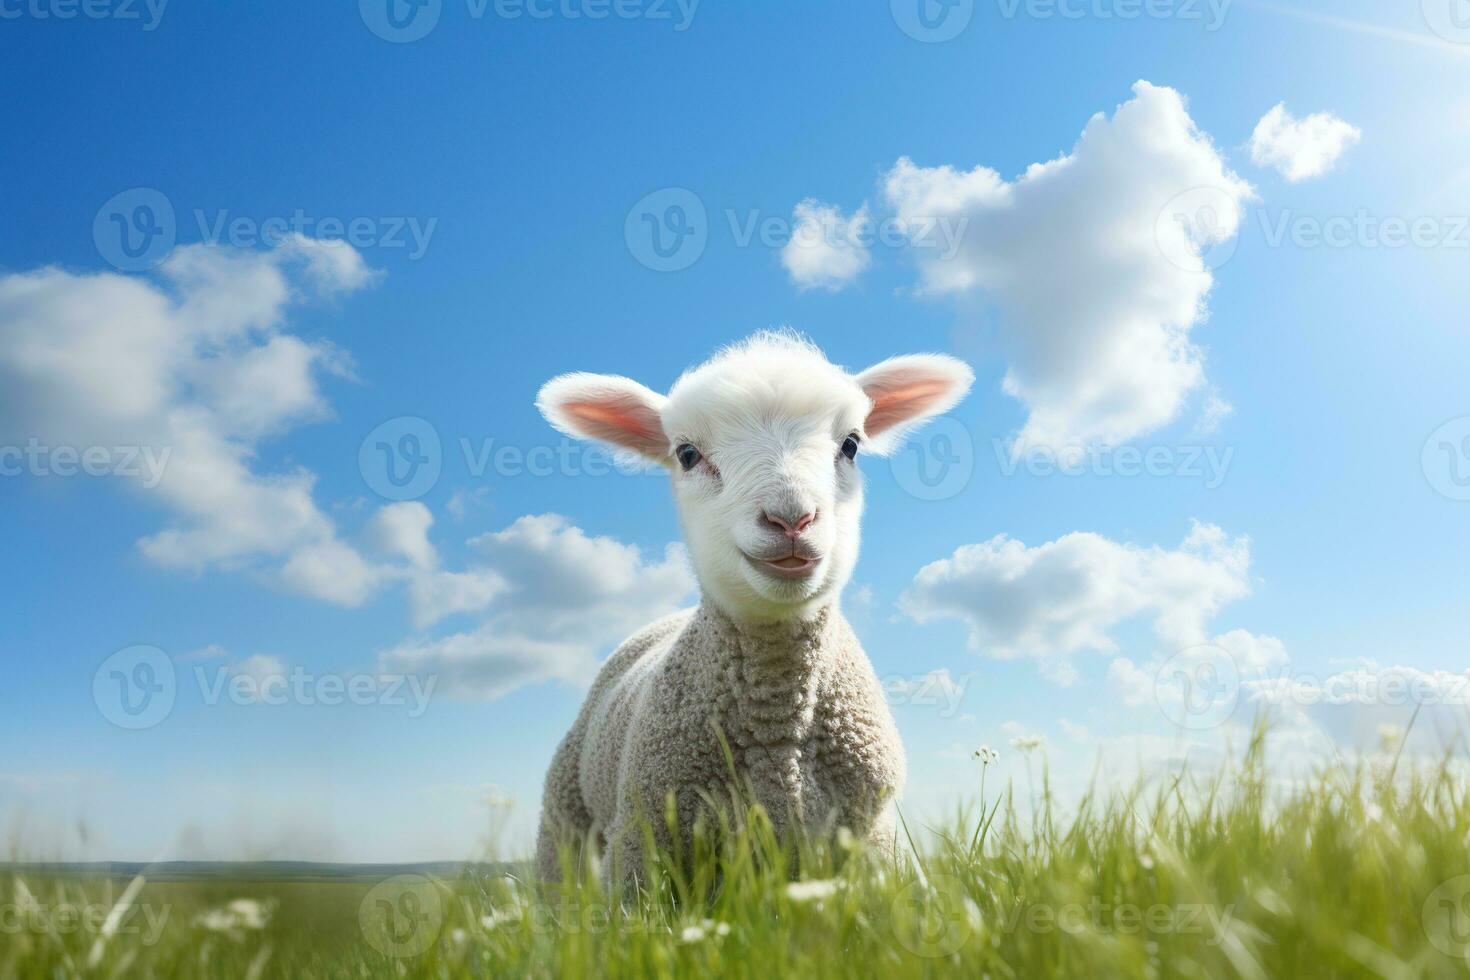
1009;734;1044;753
480;908;519;931
450;927;468;946
785;879;839;903
1377;724;1404;752
1139;853;1155;870
194;898;272;939
973;745;999;765
678;919;730;944
226;899;270;930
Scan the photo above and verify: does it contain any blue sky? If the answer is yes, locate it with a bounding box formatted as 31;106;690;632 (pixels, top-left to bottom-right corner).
2;0;1469;862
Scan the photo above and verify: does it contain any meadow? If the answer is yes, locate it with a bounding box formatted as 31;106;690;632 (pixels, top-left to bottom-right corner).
5;729;1469;979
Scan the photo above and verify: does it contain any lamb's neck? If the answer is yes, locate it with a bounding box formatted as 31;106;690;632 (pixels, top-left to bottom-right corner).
693;600;840;670
692;601;842;748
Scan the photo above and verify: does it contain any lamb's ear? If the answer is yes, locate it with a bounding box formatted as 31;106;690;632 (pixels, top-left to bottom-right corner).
537;373;670;462
856;354;974;454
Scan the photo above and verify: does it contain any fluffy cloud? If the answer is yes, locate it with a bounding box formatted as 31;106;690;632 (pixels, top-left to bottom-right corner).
1249;104;1361;182
0;238;379;603
380;514;696;699
780;200;872;291
901;522;1252;664
876;81;1252;450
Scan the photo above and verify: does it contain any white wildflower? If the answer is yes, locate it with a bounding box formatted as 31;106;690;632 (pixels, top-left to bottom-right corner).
1009;734;1045;753
195;898;272;939
785;879;839;903
973;745;999;765
678;918;730;944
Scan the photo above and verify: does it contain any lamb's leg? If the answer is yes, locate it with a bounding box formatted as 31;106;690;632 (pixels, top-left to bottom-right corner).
535;728;594;882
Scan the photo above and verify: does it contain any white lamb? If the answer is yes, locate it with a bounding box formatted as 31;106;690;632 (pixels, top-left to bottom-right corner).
533;332;973;886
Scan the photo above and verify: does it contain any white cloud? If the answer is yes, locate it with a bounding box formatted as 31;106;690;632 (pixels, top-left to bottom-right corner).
1249;104;1361;182
367;502;438;570
0;240;379;603
280;539;385;607
901;522;1252;664
879;81;1253;450
380;514;696;699
780;200;872;292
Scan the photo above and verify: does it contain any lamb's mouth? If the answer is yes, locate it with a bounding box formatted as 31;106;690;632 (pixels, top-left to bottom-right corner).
744;552;821;581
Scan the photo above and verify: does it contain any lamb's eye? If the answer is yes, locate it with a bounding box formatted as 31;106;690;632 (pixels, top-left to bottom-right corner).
840;434;860;461
676;444;702;471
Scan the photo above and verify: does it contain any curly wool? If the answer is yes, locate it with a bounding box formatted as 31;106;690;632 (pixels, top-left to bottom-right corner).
535;601;904;884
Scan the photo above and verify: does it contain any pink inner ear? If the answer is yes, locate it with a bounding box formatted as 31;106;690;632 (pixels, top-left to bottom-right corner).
562;392;666;456
864;375;953;436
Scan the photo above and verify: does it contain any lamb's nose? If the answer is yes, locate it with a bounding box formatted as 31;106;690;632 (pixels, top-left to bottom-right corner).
761;510;817;540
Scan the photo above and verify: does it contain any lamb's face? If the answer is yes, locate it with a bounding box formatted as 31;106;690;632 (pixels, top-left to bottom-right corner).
659;355;871;620
537;333;973;623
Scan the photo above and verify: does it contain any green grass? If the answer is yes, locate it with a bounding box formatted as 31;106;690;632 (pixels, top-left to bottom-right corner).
5;727;1470;978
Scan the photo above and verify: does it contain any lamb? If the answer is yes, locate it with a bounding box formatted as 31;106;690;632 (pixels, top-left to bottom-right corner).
532;331;973;887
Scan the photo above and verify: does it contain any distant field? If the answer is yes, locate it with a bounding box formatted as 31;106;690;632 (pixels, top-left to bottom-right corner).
5;734;1469;978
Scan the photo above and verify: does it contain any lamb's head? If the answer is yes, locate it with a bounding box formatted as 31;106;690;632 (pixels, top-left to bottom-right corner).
537;333;972;621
